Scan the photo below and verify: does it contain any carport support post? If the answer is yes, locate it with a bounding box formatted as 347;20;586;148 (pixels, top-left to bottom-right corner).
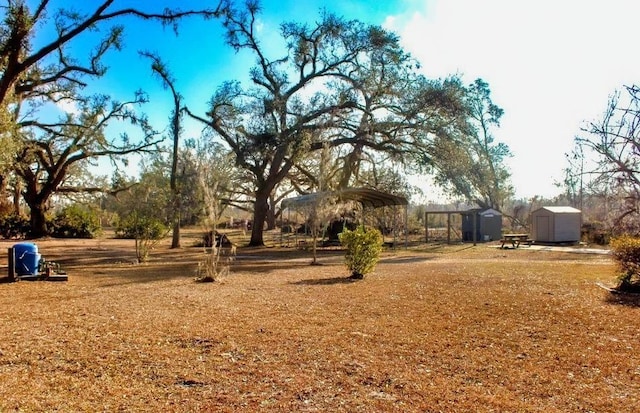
425;212;429;243
404;204;408;248
7;247;14;281
392;205;397;249
473;212;477;246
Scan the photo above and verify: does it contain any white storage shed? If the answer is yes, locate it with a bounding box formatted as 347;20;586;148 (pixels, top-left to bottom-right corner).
531;206;582;243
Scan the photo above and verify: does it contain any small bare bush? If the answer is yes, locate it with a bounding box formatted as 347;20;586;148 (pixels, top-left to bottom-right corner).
195;243;235;282
195;163;234;283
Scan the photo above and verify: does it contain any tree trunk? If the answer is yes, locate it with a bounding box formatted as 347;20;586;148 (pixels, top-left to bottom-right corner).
266;195;277;230
0;175;5;204
249;191;270;246
171;194;181;248
13;180;21;215
171;215;181;248
29;202;47;238
339;142;363;188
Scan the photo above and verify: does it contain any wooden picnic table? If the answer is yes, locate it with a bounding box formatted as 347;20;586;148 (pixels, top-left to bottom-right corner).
500;233;533;249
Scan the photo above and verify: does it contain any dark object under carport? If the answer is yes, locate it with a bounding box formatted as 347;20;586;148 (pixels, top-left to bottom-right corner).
280;187;409;248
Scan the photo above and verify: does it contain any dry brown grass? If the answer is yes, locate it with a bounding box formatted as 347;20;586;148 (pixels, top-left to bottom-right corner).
0;230;638;412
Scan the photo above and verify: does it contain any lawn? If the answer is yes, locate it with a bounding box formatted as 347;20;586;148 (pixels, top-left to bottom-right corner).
0;231;638;412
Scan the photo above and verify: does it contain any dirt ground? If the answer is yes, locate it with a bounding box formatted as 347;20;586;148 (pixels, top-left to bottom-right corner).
0;230;638;412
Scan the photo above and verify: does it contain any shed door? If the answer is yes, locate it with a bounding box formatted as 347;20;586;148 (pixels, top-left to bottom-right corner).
536;216;550;241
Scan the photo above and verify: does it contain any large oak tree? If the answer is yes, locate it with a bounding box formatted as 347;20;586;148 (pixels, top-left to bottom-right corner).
0;0;222;237
15;92;160;237
188;2;380;246
189;1;467;246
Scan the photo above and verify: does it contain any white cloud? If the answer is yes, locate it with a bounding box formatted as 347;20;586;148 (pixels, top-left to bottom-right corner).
54;97;80;116
385;0;640;199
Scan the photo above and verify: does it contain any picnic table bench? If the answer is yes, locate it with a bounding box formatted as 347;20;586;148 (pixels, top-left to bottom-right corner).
500;233;534;249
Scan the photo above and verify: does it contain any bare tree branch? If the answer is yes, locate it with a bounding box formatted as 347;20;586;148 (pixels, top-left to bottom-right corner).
0;0;226;105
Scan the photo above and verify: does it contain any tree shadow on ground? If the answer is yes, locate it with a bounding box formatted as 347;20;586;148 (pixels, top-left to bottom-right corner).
604;291;640;308
292;276;359;286
380;256;436;264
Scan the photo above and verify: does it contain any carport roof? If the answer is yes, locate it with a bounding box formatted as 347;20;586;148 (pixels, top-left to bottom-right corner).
281;188;408;209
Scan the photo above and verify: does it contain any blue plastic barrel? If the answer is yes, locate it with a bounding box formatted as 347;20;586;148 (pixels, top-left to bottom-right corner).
13;242;41;276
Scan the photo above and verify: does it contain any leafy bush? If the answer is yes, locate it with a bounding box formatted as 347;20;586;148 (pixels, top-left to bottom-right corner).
50;205;102;238
0;213;30;239
609;235;640;291
115;213;167;240
115;213;168;263
339;226;383;279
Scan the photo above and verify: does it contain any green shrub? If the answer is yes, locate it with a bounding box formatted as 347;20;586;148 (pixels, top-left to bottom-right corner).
115;213;167;240
50;205;102;238
115;213;168;263
339;226;383;279
0;213;30;239
609;235;640;291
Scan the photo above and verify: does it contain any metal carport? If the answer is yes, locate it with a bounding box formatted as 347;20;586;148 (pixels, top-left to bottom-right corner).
280;188;409;248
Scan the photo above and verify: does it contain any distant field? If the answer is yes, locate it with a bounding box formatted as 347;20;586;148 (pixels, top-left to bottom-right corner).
0;232;637;412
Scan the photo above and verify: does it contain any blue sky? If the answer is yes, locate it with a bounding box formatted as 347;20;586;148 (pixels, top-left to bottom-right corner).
48;0;640;202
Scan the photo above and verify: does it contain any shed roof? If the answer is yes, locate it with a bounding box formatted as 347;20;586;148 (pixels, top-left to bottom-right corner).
281;188;408;209
535;206;582;214
480;208;502;216
460;207;502;216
